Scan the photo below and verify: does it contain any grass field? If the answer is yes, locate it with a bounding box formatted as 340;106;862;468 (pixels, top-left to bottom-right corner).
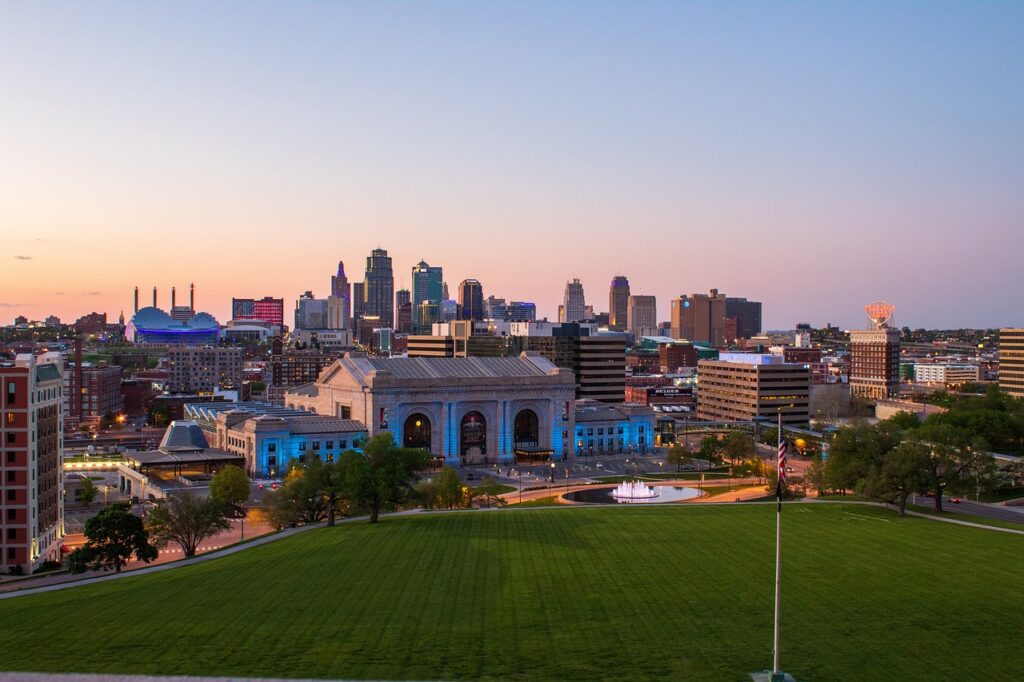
1;504;1021;681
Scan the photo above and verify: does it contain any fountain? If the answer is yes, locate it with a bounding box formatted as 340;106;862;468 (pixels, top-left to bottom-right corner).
611;479;659;500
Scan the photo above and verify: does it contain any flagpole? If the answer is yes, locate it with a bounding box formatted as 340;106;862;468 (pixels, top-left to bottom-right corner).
773;410;782;675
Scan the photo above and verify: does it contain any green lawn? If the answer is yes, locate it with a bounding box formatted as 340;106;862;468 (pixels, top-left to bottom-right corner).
1;505;1022;681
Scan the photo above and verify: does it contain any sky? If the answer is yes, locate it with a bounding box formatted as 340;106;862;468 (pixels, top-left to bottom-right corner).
1;1;1022;330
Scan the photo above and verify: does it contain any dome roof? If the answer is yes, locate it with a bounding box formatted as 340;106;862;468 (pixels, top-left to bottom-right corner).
131;306;174;329
187;312;219;329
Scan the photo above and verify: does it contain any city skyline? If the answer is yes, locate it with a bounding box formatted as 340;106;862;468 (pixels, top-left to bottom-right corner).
3;2;1023;329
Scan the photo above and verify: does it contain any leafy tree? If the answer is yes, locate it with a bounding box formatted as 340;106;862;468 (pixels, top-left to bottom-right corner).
824;423;898;493
263;460;333;528
804;458;827;496
434;467;465;509
146;492;232;558
79;477;98;509
340;433;429;523
722;431;754;465
859;442;930;516
665;444;692;472
696;436;724;465
913;426;994;512
210;465;250;516
473;477;509;509
414;478;440;510
883;411;922;432
68;503;157;574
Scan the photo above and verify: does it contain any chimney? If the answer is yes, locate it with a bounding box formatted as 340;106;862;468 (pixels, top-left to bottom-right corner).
153;286;158;308
190;282;195;311
133;287;139;313
172;286;177;309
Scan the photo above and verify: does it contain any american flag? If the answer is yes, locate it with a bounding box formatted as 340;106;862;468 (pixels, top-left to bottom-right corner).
776;439;788;495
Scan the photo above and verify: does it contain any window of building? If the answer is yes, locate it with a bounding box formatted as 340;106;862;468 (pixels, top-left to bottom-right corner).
6;381;14;403
339;405;352;419
326;441;334;449
268;456;277;467
6;433;13;444
299;442;307;451
587;428;593;436
5;412;12;424
339;440;347;449
267;443;276;453
312;441;321;450
5;471;13;482
617;427;624;435
598;427;604;435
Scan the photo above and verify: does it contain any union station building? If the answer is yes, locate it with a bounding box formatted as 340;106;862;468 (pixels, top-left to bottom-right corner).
287;353;577;464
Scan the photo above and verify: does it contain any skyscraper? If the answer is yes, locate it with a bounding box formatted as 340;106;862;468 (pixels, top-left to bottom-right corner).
363;248;394;327
412;260;443;332
561;279;586;323
608;276;630;331
458;279;484;321
352;282;365;323
850;304;901;400
725;297;762;339
627;295;658;337
670;289;727;345
330;260;350;328
998;329;1024;398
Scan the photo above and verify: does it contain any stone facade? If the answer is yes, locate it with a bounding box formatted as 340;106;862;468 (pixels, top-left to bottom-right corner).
287;353;576;464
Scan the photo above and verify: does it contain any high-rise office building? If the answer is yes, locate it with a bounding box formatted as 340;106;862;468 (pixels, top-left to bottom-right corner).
232;297;285;327
850;327;901;400
608;276;630;331
998;329;1024;398
295;291;328;330
697;354;810;426
627;295;658;337
352;282;365;324
363;248;394;328
0;352;64;575
330;261;350;328
725;297;763;339
395;289;412;334
412;261;443;332
670;289;727;345
459;279;484;321
561;279;586;323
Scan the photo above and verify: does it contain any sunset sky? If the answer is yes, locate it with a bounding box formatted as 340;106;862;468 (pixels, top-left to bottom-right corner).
2;2;1022;329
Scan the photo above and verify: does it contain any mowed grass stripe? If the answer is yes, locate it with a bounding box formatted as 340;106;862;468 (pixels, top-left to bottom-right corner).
0;505;1021;681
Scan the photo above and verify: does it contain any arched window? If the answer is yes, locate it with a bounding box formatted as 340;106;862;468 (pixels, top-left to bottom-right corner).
460;411;487;456
403;413;431;450
514;409;539;449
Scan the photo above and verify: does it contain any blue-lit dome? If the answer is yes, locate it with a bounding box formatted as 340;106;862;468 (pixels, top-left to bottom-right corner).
187;312;219;329
127;306;221;346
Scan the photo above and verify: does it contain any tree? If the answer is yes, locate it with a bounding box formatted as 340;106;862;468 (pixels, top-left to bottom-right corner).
473;477;508;509
340;433;429;523
263;461;333;528
914;428;994;513
146;492;233;558
209;465;250;517
79;477;98;509
697;436;724;465
434;467;465;509
804;457;827;496
722;431;754;465
824;423;897;493
860;442;929;516
665;444;692;472
68;503;158;574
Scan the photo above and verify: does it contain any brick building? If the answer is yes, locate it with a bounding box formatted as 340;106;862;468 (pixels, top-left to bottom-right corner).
1;353;64;574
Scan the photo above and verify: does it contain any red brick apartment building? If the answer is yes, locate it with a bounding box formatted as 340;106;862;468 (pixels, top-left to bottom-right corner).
1;352;64;574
